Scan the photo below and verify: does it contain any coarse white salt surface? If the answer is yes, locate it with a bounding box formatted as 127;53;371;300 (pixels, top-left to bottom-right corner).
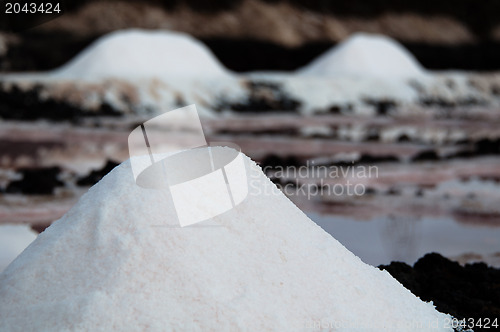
0;224;37;273
50;29;230;81
0;148;452;331
298;33;426;79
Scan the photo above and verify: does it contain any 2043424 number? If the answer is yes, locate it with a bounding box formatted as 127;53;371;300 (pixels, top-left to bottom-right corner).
444;317;499;330
5;2;61;14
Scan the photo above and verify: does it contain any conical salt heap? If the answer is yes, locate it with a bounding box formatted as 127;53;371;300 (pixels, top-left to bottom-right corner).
0;148;452;331
298;33;425;79
51;29;230;81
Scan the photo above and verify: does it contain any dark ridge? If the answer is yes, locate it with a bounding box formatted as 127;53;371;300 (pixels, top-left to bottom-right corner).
259;154;302;170
412;150;440;162
475;138;500;155
218;81;301;113
379;253;500;331
0;84;122;122
357;154;399;164
5;167;63;195
76;160;120;186
447;138;500;159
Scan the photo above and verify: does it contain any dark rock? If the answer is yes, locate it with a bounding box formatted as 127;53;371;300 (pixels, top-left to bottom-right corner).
397;134;411;142
259;155;302;171
412;150;440;161
447;138;500;159
357;154;399;164
5;167;63;195
475;138;500;155
380;253;500;331
364;187;377;195
76;160;119;186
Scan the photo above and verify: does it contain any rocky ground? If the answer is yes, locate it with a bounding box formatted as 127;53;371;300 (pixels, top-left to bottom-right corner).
380;253;500;332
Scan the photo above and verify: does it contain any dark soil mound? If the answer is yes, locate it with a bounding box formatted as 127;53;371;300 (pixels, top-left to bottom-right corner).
380;253;500;331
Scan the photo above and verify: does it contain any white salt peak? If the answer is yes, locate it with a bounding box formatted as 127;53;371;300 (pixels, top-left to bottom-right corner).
299;33;425;79
0;148;452;331
51;29;230;81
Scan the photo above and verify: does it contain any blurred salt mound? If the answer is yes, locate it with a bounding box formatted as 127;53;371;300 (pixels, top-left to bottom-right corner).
0;148;451;331
0;224;37;273
299;33;425;79
51;29;230;81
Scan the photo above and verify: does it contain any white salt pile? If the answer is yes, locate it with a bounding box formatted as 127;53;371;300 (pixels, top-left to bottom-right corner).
0;224;37;273
0;148;452;331
298;33;425;79
51;29;230;81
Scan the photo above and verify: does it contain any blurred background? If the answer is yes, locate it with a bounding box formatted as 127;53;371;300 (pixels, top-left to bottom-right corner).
1;0;500;271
